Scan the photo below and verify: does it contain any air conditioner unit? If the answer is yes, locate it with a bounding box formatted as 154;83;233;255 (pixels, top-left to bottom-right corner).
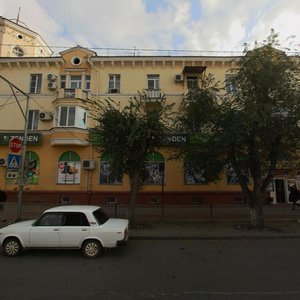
6;171;19;179
48;82;57;90
0;158;7;167
82;159;95;170
175;74;183;82
47;74;57;81
39;112;53;121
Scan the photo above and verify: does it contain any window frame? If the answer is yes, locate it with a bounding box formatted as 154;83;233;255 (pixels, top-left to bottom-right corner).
27;110;39;130
108;74;120;93
30;74;42;94
147;74;160;90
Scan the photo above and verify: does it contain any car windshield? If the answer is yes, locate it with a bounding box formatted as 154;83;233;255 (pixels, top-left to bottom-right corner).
93;208;109;225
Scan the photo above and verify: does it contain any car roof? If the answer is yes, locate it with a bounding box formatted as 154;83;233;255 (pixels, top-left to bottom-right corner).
44;205;101;213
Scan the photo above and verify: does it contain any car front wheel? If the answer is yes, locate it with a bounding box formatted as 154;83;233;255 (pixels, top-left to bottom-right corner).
82;240;103;258
3;238;22;257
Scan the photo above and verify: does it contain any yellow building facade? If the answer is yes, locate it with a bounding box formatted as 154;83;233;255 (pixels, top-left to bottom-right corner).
0;18;294;206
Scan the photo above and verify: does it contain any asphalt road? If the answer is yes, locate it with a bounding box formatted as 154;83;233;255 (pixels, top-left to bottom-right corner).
1;239;300;300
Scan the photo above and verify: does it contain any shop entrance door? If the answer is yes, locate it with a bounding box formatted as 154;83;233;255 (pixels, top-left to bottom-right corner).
275;179;286;203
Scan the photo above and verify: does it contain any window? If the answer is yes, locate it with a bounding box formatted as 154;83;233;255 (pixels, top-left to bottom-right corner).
108;74;120;93
184;157;207;184
63;212;89;226
30;74;42;94
12;46;24;57
186;76;198;90
27;110;39;130
85;75;91;90
70;75;82;89
60;75;66;89
57;151;81;184
147;74;160;90
35;213;64;226
56;106;87;128
144;152;164;185
226;164;249;185
225;74;237;94
99;154;122;184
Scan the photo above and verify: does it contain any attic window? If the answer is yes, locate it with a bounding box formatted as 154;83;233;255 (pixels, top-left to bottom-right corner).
12;46;24;57
71;57;82;66
17;34;23;39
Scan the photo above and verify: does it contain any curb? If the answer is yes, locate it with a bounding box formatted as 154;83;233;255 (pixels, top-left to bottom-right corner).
130;234;300;241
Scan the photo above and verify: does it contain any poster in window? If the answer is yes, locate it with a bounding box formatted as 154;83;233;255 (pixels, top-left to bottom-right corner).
184;162;206;184
57;161;80;184
144;162;164;184
100;161;122;184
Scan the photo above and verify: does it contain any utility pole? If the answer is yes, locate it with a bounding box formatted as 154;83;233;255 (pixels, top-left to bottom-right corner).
0;75;30;221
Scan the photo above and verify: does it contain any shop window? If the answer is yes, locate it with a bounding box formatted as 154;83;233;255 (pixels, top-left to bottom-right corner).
184;156;207;184
144;152;164;185
99;154;122;184
57;151;81;184
226;164;249;185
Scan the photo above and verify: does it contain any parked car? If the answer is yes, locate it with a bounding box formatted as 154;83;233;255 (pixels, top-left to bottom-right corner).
0;205;129;258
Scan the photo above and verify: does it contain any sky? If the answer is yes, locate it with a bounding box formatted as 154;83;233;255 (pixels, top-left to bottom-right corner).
1;0;300;55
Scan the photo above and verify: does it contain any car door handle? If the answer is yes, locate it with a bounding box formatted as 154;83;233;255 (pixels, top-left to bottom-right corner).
53;228;60;232
81;228;88;231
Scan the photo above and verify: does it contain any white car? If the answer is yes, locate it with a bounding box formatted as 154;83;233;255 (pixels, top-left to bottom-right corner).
0;205;129;258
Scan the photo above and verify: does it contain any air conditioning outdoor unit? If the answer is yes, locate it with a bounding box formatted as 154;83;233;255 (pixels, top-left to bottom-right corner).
175;74;183;82
39;112;53;121
0;158;7;167
82;159;95;170
48;82;57;90
47;74;57;81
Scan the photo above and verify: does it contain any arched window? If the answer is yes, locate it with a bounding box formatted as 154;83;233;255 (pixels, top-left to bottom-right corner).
57;151;80;184
25;151;40;184
12;46;24;57
184;155;207;184
99;154;122;184
144;152;164;184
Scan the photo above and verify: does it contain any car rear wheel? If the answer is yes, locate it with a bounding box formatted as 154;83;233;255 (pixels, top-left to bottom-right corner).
82;240;103;258
3;238;22;257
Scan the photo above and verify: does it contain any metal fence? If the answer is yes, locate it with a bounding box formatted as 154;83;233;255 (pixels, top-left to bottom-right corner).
3;202;300;223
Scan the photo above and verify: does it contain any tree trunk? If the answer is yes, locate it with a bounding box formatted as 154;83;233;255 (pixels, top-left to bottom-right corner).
249;193;264;228
127;171;140;225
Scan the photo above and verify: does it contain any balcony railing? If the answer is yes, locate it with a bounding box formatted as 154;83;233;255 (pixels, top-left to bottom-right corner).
57;88;91;101
141;89;164;102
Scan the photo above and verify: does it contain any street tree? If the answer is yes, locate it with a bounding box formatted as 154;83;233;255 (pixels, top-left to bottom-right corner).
92;97;174;224
178;32;300;227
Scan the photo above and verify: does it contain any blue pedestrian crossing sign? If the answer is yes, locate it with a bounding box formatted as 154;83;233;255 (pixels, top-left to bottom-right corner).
7;154;20;170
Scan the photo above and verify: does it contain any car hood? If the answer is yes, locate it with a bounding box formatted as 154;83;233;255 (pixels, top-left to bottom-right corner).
102;218;129;229
2;219;35;230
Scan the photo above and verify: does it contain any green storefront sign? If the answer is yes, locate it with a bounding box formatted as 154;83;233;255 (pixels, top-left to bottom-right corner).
0;132;42;145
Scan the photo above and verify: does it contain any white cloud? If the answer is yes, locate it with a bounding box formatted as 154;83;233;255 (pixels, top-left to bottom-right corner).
2;0;300;53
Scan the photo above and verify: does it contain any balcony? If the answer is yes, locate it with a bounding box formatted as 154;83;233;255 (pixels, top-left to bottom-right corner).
57;88;91;101
140;89;165;102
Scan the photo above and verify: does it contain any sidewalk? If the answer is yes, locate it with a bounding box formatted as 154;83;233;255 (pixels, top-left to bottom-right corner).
129;220;300;240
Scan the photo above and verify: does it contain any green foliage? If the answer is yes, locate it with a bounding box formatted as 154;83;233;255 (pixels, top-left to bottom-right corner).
179;31;300;213
92;97;174;188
